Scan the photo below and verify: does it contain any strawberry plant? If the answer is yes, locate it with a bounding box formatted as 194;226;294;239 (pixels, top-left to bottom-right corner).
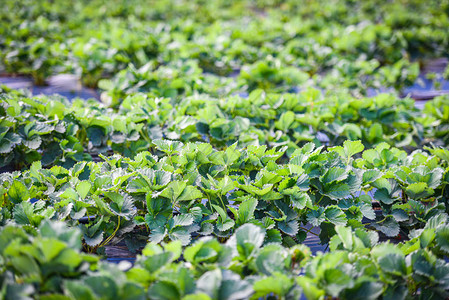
1;1;449;299
2;220;449;299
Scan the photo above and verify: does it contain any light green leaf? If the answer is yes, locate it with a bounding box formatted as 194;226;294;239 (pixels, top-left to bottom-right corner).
275;111;295;132
8;180;30;204
253;273;293;297
335;225;353;250
76;181;91;200
237;197;258;225
406;182;432;199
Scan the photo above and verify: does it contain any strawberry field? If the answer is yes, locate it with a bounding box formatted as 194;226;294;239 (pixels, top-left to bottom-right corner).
1;0;449;299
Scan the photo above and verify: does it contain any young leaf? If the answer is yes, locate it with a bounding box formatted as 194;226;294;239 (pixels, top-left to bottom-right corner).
236;197;258;225
76;181;91;200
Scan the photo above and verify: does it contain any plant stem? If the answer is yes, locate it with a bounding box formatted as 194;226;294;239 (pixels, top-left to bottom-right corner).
99;216;121;247
218;194;227;212
299;226;319;236
375;216;387;224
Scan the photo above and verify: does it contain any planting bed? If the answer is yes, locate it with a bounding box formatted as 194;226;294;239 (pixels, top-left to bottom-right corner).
1;0;449;299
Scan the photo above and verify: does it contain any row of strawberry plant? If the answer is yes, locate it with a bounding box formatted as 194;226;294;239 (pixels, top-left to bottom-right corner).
1;219;449;299
1;0;447;92
1;87;448;170
1;140;448;254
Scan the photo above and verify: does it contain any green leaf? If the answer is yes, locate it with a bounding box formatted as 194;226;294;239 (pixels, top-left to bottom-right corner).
360;203;376;220
219;270;253;300
419;229;435;248
8;180;30;204
4;283;36;300
84;232;104;247
374;216;399;237
107;192;136;219
335;225;353;250
161;181;203;202
223;143;240;165
436;227;449;253
391;209;408;222
217;175;235;195
178;186;203;202
76;181;91;200
184;241;217;264
307;208;325;227
13;202;34;225
149;227;168;244
163;240;183;262
148;281;180;300
142;251;174;274
321;167;347;185
84;276;119;299
368;123;383;141
182;293;211;300
227;223;265;260
296;173;310;190
153;139;183;155
378;254;407;276
172;214;194;227
120;282;146;300
253;273;293;298
36;238;67;262
325;206;347;226
64;281;96;300
213;205;235;232
323;269;353;297
406;182;432;199
196;269;222;300
23;135;42;150
374;188;395;205
59;188;79;201
325;183;350;200
278;220;299;236
112;117;127;133
342;281;384;300
297;277;325;300
87;127;105;147
354;228;379;248
275;111;295;132
161;181;187;202
168;227;192;246
362;170;381;185
290;191;312;210
217;218;235;232
425;214;448;230
255;244;286;275
344;140;364;157
265;229;283;244
9;255;40;277
236;197;258;225
332;140;364;160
